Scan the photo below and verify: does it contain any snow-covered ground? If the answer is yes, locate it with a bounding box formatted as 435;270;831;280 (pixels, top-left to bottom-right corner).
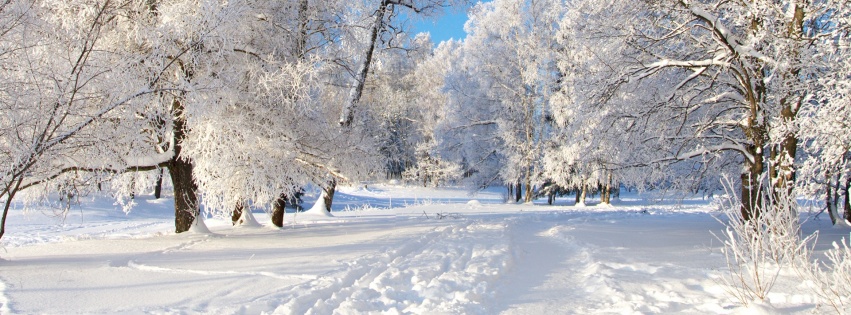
0;184;848;314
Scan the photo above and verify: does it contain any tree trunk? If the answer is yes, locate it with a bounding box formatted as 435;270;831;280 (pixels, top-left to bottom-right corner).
740;140;765;221
271;194;286;227
169;98;198;233
169;157;197;233
579;184;587;205
844;176;851;223
547;193;554;205
0;177;23;241
231;201;244;225
826;172;838;225
769;102;799;202
514;181;522;203
322;179;337;212
154;168;163;199
769;3;802;201
574;187;581;204
339;0;387;127
524;175;533;203
296;0;309;59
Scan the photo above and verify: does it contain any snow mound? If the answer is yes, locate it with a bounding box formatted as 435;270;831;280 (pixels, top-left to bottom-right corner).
302;196;334;217
302;205;334;217
188;216;212;234
466;200;482;208
233;209;262;228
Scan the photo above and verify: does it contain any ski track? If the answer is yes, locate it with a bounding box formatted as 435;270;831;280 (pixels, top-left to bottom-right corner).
540;224;729;314
268;220;512;315
159;237;208;254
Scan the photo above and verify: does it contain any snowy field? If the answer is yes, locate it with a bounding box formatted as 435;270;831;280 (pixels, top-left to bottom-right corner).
1;184;848;314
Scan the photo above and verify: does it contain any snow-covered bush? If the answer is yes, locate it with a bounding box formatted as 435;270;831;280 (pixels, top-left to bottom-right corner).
797;236;851;314
399;140;458;187
715;178;815;308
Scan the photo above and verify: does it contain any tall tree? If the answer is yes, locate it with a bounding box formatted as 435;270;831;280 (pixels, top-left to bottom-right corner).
440;0;564;201
605;0;851;218
0;0;188;240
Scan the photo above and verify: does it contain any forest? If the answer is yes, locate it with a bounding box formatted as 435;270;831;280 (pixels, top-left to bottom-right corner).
1;0;851;313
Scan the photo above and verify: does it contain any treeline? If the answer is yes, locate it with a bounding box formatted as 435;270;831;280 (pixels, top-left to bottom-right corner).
2;0;851;241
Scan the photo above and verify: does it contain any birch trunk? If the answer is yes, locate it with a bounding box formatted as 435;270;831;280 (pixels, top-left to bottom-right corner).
339;0;387;127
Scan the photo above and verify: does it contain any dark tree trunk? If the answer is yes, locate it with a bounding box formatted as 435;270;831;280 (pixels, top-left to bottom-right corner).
601;173;613;204
741;140;765;221
169;157;197;233
169;98;198;233
322;179;337;212
296;0;308;59
574;187;581;204
524;177;533;203
231;201;244;225
826;172;838;225
0;178;23;241
547;193;554;205
514;181;521;203
154;168;163;199
271;194;286;227
844;177;851;223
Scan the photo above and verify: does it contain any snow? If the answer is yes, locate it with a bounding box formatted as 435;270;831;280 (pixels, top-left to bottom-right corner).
0;184;848;314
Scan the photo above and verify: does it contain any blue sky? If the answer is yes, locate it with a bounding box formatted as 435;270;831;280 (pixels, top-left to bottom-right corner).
410;7;473;43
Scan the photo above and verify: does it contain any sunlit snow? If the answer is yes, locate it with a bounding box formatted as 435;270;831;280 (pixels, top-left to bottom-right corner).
0;184;847;314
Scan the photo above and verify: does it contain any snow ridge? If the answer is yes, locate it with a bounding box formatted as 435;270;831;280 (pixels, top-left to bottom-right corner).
271;220;512;314
126;260;317;281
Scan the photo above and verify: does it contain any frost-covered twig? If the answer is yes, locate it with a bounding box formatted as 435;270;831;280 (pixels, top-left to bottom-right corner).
714;176;813;307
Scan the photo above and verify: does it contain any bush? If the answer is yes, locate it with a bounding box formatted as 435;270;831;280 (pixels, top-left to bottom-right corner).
714;179;814;307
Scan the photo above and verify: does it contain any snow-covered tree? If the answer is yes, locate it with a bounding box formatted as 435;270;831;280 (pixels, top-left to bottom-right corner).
432;39;506;191
437;0;564;202
0;0;186;240
337;0;471;128
605;0;851;218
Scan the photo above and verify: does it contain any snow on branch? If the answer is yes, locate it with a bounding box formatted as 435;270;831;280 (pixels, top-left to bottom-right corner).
679;0;774;64
675;143;753;164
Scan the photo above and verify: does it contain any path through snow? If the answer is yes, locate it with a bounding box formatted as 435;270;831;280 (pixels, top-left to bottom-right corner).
1;185;846;314
269;220;512;314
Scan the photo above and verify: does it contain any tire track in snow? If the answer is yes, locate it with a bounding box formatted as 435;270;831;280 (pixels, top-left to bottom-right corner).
270;220;513;314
